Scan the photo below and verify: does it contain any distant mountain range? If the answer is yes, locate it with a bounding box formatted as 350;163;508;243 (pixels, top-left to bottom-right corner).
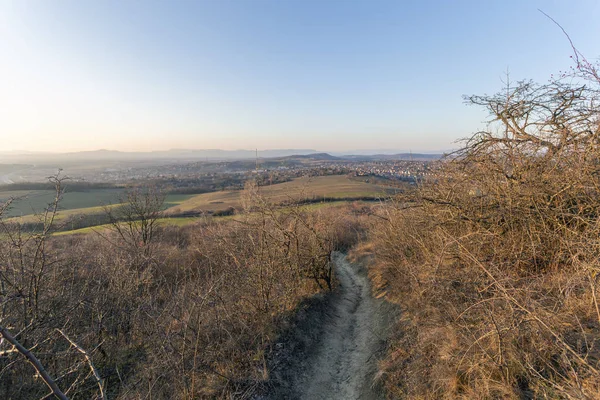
66;148;326;160
278;152;443;162
0;148;444;163
0;149;320;162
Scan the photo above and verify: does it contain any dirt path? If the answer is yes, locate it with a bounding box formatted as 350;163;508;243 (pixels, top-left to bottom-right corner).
266;252;392;400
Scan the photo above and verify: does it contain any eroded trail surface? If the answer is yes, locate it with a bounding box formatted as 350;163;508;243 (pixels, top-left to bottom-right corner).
267;252;392;400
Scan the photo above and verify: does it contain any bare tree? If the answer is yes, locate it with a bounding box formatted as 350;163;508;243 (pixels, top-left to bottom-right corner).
0;172;68;326
0;172;71;399
104;185;166;257
241;179;337;291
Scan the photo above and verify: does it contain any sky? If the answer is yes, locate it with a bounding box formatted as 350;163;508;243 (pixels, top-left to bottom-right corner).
0;0;599;153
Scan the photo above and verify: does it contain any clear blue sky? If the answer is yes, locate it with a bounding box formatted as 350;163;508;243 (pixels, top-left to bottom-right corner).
1;0;599;153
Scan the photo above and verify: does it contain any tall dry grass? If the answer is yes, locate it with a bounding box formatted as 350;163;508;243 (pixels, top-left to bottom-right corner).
368;56;600;398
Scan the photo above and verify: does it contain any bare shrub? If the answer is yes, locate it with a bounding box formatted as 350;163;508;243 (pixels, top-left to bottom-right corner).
0;176;365;398
104;185;166;258
369;53;600;398
0;173;107;399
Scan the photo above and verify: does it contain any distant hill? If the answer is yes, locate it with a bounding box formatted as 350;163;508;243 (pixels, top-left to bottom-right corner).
279;153;341;161
339;153;443;161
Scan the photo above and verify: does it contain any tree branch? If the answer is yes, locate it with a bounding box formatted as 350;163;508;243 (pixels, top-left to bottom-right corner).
0;324;68;400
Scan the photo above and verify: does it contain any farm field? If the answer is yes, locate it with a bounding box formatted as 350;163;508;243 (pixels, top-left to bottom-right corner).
52;215;202;236
167;175;397;214
1;175;395;234
1;175;394;219
0;188;125;217
0;189;196;219
54;200;371;236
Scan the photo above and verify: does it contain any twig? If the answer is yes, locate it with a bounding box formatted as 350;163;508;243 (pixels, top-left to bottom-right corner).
538;10;581;64
0;325;68;400
57;329;106;400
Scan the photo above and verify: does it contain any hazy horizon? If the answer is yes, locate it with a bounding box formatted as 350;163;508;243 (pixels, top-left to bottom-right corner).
1;0;599;153
0;147;448;157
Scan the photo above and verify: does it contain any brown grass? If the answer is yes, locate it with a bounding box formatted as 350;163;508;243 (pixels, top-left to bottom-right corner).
365;57;600;399
168;175;394;214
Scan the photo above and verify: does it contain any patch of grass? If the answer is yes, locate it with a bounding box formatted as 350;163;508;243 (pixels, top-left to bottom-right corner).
53;215;203;236
0;189;125;217
53;225;103;236
162;194;198;208
2;192;197;225
8;204;122;225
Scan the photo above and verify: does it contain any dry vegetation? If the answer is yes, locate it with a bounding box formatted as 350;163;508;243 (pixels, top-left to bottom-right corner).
3;33;599;400
0;178;369;399
363;50;600;398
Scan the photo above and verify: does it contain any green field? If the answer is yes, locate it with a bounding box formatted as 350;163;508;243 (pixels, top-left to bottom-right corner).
0;189;197;218
0;189;125;217
53;200;370;236
52;215;204;236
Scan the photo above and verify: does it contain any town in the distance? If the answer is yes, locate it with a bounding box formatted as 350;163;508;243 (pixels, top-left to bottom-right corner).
0;148;441;232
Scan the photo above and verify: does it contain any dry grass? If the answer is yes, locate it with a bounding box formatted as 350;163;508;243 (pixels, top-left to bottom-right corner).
365;56;600;399
168;175;394;214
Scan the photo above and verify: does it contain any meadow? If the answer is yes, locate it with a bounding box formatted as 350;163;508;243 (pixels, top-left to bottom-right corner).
0;188;125;217
0;189;196;219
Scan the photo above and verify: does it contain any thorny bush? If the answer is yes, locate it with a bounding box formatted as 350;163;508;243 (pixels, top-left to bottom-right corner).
0;183;367;399
368;52;600;398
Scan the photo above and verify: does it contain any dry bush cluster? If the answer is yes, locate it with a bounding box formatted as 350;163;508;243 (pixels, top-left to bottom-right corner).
0;183;366;399
369;55;600;398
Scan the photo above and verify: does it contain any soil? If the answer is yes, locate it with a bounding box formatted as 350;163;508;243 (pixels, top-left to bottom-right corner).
264;252;395;400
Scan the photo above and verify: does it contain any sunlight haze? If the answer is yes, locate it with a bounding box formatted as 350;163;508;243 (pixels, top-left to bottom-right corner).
1;0;599;153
